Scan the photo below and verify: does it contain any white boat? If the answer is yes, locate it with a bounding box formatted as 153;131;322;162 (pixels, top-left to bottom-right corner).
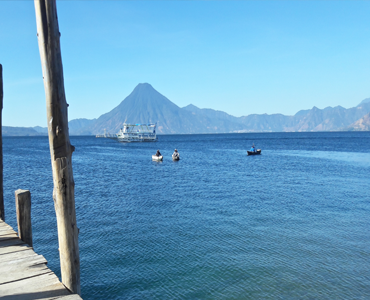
172;153;180;161
152;155;163;161
117;123;157;142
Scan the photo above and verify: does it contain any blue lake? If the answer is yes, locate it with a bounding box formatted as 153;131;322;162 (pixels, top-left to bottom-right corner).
3;132;370;299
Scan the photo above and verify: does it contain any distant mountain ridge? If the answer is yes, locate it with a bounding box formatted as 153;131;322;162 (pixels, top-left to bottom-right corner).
69;83;370;134
358;98;370;106
3;84;370;135
3;126;47;136
71;83;246;135
347;112;370;131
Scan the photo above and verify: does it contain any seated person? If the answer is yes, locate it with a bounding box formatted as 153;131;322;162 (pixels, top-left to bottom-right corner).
250;145;256;152
172;149;180;159
155;150;162;157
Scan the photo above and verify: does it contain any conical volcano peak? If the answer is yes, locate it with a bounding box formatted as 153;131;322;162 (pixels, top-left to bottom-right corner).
127;83;167;103
133;83;155;92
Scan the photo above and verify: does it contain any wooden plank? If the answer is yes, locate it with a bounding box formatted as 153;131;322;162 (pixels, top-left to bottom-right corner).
0;238;25;248
0;228;14;234
0;232;18;239
0;248;39;263
0;236;20;243
0;254;48;284
0;222;13;228
54;295;83;300
0;231;14;236
0;227;15;233
0;243;32;255
0;272;74;300
0;225;16;232
0;222;13;231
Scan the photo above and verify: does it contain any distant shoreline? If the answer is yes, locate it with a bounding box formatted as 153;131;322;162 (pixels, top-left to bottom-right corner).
2;129;369;137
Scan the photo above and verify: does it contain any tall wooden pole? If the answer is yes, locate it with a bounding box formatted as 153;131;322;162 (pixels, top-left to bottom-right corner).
34;1;80;294
0;64;4;221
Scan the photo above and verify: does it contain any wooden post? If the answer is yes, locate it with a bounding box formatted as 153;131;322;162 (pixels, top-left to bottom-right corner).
0;64;4;221
34;1;80;295
15;189;33;247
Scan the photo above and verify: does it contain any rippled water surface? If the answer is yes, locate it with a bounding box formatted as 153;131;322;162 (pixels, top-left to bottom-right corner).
3;132;370;299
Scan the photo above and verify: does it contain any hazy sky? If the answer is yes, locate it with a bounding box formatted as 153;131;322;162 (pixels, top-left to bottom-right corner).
1;0;369;127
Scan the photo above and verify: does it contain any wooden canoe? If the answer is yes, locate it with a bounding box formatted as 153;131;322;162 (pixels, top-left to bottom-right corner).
152;155;163;161
247;149;261;155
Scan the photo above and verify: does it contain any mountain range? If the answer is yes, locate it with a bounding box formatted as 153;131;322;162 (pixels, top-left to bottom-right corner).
3;84;370;136
68;84;370;134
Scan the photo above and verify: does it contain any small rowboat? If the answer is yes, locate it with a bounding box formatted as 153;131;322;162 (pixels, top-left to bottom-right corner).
152;155;163;161
247;149;261;155
172;154;180;161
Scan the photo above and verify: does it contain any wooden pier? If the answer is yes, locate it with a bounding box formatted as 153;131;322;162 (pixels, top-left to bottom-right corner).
0;220;82;300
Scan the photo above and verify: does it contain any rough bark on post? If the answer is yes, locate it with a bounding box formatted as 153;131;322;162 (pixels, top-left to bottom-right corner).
0;64;4;221
34;1;80;295
15;189;33;247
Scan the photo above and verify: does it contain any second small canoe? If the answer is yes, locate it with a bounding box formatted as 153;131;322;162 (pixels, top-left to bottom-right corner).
172;154;180;161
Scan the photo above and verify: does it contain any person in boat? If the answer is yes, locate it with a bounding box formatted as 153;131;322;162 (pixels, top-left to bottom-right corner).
155;150;162;157
172;149;179;159
250;145;256;152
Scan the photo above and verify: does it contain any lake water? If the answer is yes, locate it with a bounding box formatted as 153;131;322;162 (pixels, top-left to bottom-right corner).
3;132;370;299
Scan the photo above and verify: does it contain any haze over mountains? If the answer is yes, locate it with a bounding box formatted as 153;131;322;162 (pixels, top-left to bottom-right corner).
3;83;370;136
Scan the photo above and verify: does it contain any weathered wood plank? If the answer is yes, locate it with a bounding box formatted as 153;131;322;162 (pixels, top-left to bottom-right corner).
0;232;18;239
0;272;75;300
0;226;15;233
0;227;15;233
0;229;14;235
0;238;25;248
0;221;13;230
0;246;32;256
0;223;31;255
0;244;31;255
0;236;20;243
0;223;12;228
0;248;39;263
0;221;13;227
53;295;83;300
0;230;13;235
0;224;17;237
0;254;48;284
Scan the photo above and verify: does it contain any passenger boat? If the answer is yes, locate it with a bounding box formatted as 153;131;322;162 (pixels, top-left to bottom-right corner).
247;149;261;155
152;155;163;161
116;123;157;142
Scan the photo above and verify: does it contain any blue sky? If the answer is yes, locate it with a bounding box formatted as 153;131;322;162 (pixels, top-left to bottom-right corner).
1;1;369;127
